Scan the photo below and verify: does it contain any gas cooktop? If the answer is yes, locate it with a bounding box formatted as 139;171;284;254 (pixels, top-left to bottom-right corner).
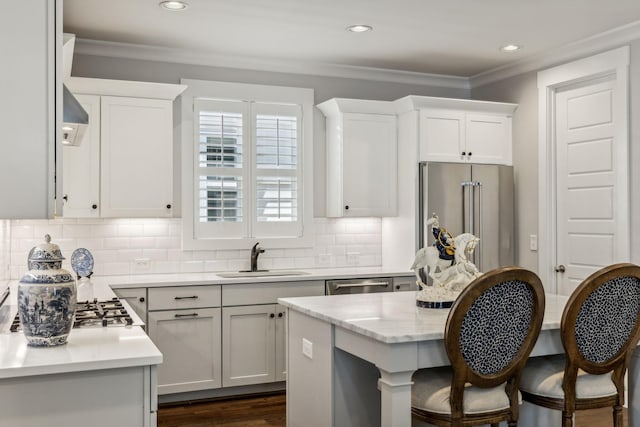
10;297;134;332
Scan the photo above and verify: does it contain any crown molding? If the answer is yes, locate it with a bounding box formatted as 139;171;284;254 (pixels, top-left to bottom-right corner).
470;20;640;88
74;38;470;90
74;19;640;92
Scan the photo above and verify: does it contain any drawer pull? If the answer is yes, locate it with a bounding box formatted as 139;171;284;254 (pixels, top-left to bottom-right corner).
174;313;199;318
174;296;199;300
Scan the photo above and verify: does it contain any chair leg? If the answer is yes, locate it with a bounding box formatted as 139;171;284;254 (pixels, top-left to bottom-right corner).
613;405;623;427
491;424;500;427
562;410;573;427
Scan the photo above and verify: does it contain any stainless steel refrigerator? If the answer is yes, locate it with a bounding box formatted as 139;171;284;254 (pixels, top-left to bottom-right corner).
418;161;514;275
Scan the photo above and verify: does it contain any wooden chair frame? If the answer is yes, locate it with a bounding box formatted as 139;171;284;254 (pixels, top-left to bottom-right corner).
521;263;640;427
412;266;546;427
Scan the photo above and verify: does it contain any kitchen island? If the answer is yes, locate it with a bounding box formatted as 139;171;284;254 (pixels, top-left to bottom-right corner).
279;291;640;427
0;280;162;427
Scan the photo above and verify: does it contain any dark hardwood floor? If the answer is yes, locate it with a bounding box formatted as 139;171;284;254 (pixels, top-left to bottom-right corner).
157;393;627;426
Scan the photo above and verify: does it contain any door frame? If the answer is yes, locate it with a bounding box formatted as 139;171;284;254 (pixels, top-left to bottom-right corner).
537;46;630;293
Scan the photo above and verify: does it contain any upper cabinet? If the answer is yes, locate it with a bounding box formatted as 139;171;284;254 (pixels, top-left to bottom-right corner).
410;97;517;165
63;78;186;218
0;1;60;219
317;98;398;217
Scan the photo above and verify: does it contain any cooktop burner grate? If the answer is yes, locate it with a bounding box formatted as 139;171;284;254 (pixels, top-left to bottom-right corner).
10;297;134;332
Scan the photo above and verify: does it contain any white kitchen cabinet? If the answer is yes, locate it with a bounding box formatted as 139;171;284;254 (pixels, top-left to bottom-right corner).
222;304;287;387
419;108;513;165
62;94;101;217
113;287;147;326
147;284;222;395
148;308;222;394
0;0;60;218
63;77;186;217
221;280;323;387
317;98;397;217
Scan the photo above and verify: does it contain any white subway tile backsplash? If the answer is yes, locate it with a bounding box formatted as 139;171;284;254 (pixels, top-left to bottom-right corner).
7;217;382;278
129;237;156;249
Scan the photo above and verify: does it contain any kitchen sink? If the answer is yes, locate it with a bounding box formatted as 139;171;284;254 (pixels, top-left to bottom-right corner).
216;270;310;278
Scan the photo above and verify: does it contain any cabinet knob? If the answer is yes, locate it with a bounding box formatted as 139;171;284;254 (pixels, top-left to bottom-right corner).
166;204;172;209
92;204;98;210
344;205;350;210
278;312;284;318
468;152;472;156
461;151;466;156
63;194;68;202
270;313;275;318
395;285;401;290
139;297;145;303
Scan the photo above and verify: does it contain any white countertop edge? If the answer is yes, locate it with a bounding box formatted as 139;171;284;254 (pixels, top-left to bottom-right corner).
0;354;163;380
99;267;415;289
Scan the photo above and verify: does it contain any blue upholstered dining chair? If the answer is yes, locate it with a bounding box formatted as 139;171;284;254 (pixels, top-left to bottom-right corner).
411;266;546;427
519;262;640;427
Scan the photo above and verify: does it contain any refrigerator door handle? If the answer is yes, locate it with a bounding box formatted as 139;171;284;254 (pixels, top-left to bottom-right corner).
474;181;483;270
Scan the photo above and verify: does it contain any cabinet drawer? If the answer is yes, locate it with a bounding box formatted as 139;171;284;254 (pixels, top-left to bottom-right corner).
148;285;221;311
222;280;324;306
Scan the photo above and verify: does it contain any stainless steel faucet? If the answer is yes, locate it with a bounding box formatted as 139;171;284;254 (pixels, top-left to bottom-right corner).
250;242;265;272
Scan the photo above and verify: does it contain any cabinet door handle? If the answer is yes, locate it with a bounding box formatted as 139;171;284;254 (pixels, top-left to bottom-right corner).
174;313;199;318
278;312;284;318
174;296;199;300
344;205;350;210
63;194;68;202
468;152;472;156
270;313;275;318
139;297;145;303
166;204;172;209
461;151;466;156
92;204;98;210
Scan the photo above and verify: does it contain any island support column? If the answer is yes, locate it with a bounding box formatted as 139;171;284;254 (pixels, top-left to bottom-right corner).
378;370;415;427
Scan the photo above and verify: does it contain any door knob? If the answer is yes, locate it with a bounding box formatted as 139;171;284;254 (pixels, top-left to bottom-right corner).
555;265;566;273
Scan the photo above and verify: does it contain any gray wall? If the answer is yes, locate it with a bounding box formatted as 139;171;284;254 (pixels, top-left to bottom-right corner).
472;40;640;269
72;54;469;217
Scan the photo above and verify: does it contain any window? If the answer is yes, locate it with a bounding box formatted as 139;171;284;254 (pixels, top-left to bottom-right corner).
181;80;314;249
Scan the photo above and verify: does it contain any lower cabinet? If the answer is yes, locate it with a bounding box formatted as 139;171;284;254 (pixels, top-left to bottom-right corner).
148;308;222;394
113;287;148;326
222;304;286;387
142;280;323;396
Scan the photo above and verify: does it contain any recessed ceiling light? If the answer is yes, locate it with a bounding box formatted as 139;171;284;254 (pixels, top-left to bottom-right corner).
346;25;373;33
500;44;522;52
159;1;189;11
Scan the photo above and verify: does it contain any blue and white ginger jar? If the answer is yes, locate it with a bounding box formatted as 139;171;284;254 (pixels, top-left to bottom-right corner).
18;234;77;346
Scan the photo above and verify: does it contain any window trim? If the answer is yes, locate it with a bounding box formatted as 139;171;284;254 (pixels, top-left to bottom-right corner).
181;79;314;250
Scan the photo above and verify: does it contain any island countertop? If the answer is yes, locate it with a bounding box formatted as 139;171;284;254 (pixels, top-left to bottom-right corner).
278;291;569;344
0;280;162;380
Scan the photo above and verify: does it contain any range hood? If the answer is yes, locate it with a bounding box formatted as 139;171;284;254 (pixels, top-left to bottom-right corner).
61;33;88;146
62;84;88;146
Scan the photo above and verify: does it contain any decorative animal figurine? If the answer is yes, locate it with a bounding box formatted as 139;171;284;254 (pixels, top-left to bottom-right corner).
411;215;481;291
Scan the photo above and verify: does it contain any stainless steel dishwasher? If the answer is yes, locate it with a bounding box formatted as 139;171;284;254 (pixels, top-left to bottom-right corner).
325;277;395;295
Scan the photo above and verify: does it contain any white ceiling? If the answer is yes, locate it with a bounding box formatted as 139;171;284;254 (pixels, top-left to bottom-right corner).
63;0;640;78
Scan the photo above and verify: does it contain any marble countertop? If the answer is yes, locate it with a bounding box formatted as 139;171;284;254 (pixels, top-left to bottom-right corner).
94;267;415;289
0;280;161;379
279;291;569;344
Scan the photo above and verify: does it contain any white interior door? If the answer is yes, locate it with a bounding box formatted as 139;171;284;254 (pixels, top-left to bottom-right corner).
555;78;619;295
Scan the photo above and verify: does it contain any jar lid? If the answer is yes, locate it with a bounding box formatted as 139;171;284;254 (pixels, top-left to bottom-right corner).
28;234;65;262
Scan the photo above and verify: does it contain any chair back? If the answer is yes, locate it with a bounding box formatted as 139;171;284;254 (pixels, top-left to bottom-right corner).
561;263;640;375
445;266;545;390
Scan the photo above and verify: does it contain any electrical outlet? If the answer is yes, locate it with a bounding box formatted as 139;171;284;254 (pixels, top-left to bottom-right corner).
529;235;538;251
134;258;151;271
302;338;313;359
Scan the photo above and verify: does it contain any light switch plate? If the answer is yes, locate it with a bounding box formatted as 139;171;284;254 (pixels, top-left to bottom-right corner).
302;338;313;359
529;235;538;251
